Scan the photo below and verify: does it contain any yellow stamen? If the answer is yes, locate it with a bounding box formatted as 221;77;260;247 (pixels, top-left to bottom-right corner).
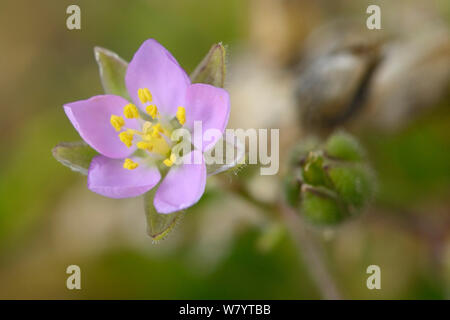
176;106;186;125
138;88;146;104
142;121;152;134
151;129;161;138
153;123;164;132
163;154;177;167
110;115;125;132
123;103;140;119
123;158;139;170
119;131;134;147
138;88;153;104
150;123;165;138
143;88;152;102
146;104;158;119
163;158;173;167
163;153;177;167
137;141;153;151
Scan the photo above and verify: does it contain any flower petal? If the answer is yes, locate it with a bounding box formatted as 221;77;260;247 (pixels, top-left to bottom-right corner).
125;39;190;117
154;151;206;214
64;95;139;159
184;83;230;151
87;155;161;199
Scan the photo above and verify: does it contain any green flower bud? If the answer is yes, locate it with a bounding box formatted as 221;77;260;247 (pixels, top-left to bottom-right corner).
286;131;375;226
325;131;364;162
302;152;331;187
288;136;321;166
300;186;346;225
327;165;373;209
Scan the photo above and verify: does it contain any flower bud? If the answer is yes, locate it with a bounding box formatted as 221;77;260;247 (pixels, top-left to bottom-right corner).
325;131;364;162
300;186;346;225
286;131;375;226
327;165;373;209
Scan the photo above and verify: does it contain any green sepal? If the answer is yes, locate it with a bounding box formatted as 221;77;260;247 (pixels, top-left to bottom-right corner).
302;152;330;187
144;189;184;241
205;136;245;176
325;131;364;162
300;186;347;225
94;46;130;99
190;43;227;88
327;165;373;209
52;141;98;175
287;130;375;226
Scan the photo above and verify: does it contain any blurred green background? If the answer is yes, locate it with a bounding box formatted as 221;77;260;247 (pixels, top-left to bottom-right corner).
0;0;449;299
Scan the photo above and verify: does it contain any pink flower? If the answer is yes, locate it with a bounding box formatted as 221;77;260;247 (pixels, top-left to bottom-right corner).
64;39;230;213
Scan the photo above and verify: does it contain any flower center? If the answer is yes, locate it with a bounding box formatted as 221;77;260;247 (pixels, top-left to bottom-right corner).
109;88;186;170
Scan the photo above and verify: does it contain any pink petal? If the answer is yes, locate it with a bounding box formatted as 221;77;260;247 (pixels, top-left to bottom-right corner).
87;155;161;199
125;39;190;117
154;151;206;214
184;83;230;151
64;95;139;159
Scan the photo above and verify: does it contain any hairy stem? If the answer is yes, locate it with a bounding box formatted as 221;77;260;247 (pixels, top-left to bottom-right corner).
280;203;342;300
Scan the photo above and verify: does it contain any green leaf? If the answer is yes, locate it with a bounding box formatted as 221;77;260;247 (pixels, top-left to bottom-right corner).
94;46;130;99
190;43;227;88
144;190;184;241
52;141;98;175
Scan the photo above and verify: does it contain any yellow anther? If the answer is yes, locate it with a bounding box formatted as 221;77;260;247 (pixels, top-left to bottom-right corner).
151;127;161;138
119;131;134;147
138;88;146;104
163;154;177;167
110;115;125;132
138;88;153;104
176;106;186;125
163;158;173;167
153;123;164;134
143;88;152;102
150;123;168;138
123;158;139;170
123;103;140;119
146;104;158;119
137;141;153;151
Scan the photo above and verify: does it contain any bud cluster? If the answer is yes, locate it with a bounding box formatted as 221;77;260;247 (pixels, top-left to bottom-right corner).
284;132;375;225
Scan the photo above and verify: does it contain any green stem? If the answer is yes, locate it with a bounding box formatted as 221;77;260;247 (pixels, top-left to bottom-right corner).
279;203;342;300
220;175;342;299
